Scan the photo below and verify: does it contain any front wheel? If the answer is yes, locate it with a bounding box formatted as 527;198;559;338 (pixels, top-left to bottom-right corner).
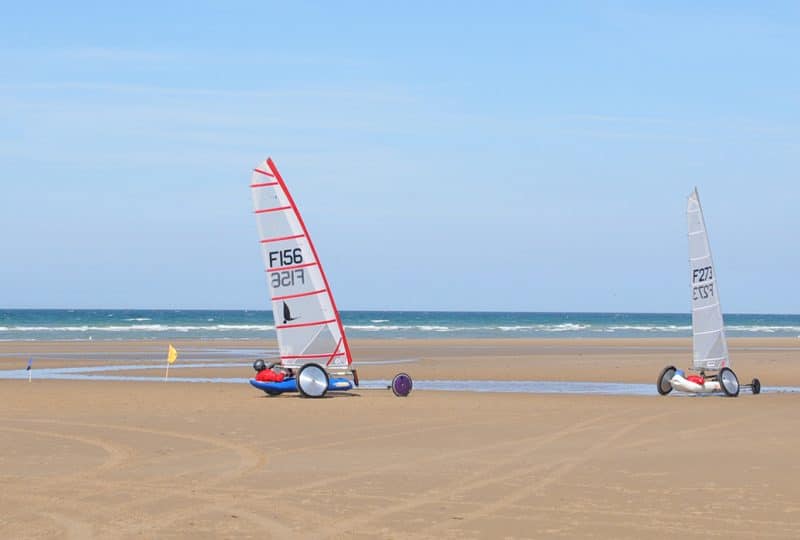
751;378;761;395
391;373;413;397
297;363;329;398
657;365;676;395
720;367;740;397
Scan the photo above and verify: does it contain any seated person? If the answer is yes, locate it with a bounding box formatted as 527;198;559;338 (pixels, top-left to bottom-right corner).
255;362;285;383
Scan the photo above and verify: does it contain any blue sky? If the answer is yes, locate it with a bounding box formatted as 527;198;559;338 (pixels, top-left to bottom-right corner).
1;1;798;312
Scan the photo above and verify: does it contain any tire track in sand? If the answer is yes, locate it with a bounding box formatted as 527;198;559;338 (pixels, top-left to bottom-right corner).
314;411;625;538
0;425;133;478
416;411;671;537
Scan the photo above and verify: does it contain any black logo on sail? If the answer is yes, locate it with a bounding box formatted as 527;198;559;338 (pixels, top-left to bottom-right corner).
282;302;299;324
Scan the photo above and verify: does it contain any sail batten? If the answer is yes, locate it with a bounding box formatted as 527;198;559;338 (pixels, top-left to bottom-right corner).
688;188;729;371
251;157;353;369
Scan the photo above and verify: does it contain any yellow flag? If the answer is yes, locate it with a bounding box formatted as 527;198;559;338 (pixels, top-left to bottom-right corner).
167;344;178;364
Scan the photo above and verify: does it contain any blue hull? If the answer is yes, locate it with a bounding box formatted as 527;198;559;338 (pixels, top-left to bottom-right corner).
249;376;354;395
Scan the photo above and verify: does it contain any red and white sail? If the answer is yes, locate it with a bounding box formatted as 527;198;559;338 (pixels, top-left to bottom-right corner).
687;188;729;371
250;157;352;370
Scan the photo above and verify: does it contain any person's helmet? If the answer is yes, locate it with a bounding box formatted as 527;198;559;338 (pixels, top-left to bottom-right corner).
253;359;267;372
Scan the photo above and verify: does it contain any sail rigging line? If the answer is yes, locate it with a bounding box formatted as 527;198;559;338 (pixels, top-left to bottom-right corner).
272;289;328;302
694;302;720;311
254;205;292;214
265;261;318;273
694;328;724;336
253;168;275;177
326;337;343;366
251;181;279;188
264;157;353;366
260;233;305;244
281;352;346;360
277;318;337;330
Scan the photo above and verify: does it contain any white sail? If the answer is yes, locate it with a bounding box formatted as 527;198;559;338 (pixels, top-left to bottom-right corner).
687;188;729;371
250;157;352;370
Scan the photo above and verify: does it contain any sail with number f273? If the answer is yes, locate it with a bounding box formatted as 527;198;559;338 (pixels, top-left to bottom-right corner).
687;188;728;371
250;157;353;371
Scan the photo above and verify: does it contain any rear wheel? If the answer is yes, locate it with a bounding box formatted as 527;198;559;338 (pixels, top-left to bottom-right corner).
391;373;413;397
720;367;740;397
657;365;676;395
297;363;329;398
751;378;761;395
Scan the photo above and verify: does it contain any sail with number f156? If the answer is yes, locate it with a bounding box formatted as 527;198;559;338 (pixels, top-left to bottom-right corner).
687;188;729;371
250;157;353;371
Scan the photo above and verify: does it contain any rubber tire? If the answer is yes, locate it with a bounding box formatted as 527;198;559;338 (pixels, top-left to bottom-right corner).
657;365;676;395
297;363;329;398
751;378;761;395
391;373;413;397
719;367;740;397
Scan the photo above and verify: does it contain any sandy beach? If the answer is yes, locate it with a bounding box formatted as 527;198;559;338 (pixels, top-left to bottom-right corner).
2;338;800;538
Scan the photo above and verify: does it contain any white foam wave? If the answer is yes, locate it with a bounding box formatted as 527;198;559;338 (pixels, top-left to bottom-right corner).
349;323;590;333
727;325;800;333
124;318;152;322
498;324;590;332
600;325;691;333
0;324;275;333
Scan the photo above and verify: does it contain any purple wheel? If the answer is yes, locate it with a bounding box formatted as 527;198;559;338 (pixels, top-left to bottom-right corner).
391;373;413;397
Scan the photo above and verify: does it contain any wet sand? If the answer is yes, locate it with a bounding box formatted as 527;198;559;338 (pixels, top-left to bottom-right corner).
1;338;800;538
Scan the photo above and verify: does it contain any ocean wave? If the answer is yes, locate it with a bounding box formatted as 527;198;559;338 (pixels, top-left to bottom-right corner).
727;325;800;333
0;324;275;333
599;325;691;333
345;325;455;332
347;324;591;333
3;316;800;338
346;324;466;332
498;324;590;332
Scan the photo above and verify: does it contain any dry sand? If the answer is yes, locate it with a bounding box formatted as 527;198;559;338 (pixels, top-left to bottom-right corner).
1;338;799;538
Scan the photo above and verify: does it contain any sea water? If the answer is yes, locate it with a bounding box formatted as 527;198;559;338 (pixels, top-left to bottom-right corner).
2;309;800;341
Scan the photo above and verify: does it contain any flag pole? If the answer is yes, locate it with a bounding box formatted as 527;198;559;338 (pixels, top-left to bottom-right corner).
164;344;177;382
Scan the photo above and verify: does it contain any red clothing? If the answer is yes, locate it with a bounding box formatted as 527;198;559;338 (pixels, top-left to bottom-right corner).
256;369;285;382
686;374;705;386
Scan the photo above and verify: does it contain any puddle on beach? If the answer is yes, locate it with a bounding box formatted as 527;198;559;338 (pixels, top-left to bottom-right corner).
1;363;799;396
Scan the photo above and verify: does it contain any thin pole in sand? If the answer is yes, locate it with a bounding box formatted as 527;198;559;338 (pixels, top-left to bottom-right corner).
164;344;178;382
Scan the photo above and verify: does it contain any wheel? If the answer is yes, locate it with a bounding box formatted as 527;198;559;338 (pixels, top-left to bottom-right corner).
719;367;740;397
297;363;329;398
751;378;761;395
657;365;676;395
264;389;281;396
391;373;413;397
